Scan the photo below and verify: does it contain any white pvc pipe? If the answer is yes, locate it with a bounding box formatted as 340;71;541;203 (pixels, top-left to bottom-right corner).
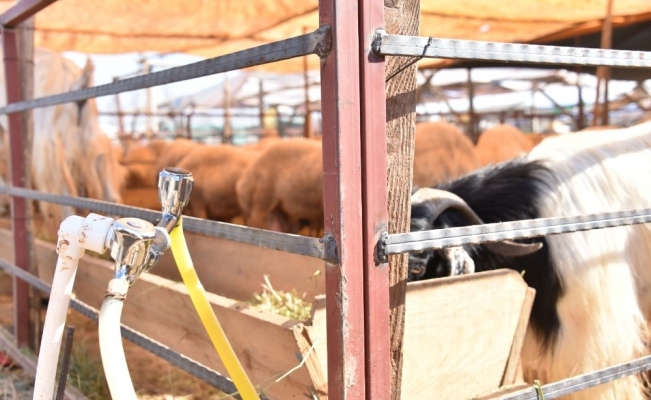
33;213;114;400
33;216;85;400
99;279;137;400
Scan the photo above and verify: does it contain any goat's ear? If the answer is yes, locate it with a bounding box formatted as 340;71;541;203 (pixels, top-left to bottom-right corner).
71;58;94;91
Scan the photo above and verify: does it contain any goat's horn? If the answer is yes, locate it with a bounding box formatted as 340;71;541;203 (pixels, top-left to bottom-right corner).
482;241;543;257
411;188;543;257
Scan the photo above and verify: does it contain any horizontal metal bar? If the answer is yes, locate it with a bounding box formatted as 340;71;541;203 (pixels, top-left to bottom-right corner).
182;216;336;262
0;0;57;28
0;185;330;261
384;207;651;255
372;30;651;69
0;26;332;115
0;256;246;397
501;355;651;399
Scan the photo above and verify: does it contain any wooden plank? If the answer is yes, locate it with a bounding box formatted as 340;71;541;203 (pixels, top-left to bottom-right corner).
0;228;323;400
308;270;530;400
501;287;535;386
152;230;326;302
0;221;326;303
400;270;528;400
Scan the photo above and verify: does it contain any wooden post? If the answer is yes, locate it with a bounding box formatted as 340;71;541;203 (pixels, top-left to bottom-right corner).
385;0;419;398
258;78;264;134
223;74;232;144
3;15;38;350
303;27;313;139
186;113;193;139
113;77;125;135
593;0;614;127
466;68;477;143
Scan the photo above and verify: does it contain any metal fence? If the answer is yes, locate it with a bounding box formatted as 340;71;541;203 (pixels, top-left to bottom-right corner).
0;1;650;400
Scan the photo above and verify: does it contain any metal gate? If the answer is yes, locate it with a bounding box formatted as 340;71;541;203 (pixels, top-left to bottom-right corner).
0;0;649;399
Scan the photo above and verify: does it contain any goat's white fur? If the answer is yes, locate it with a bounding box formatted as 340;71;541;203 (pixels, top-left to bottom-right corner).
521;121;651;400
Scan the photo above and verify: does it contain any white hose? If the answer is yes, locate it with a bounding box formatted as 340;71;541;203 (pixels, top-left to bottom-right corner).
33;216;85;400
99;279;137;400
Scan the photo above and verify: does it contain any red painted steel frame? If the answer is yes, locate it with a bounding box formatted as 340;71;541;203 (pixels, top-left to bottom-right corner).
320;0;366;398
358;0;390;398
0;0;57;27
2;29;31;347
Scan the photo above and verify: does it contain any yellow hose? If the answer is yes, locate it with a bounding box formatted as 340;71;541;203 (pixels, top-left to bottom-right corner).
170;218;260;400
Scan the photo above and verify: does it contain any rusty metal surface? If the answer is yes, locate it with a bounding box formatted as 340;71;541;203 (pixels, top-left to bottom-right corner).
0;0;57;27
358;0;390;398
320;0;366;397
2;28;31;348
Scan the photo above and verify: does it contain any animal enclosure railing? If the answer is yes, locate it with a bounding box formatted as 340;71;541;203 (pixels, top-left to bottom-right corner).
0;0;373;399
0;1;650;400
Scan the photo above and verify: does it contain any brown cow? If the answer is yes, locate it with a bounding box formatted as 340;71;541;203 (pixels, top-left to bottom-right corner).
413;121;481;188
475;124;536;166
177;143;256;222
236;138;323;235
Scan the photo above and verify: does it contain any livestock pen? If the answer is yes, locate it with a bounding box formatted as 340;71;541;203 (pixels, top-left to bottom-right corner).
0;1;649;400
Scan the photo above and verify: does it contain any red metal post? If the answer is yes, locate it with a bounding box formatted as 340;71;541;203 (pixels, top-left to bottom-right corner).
319;0;366;398
3;28;31;347
358;0;390;399
0;0;57;27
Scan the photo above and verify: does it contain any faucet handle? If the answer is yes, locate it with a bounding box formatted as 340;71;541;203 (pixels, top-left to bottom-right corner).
110;218;157;285
158;167;194;218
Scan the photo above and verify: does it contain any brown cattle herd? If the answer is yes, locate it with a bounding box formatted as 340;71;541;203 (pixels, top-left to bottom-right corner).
119;122;560;237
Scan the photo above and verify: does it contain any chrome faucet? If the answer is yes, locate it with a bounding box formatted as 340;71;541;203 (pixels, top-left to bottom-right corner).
108;167;194;284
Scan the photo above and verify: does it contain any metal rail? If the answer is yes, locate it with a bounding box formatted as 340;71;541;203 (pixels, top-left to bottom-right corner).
0;186;331;261
0;0;57;27
378;207;651;260
0;26;332;115
371;30;651;68
501;355;651;399
0;257;250;399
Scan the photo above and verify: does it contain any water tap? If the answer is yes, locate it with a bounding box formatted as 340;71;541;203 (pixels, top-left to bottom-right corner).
145;167;194;273
109;167;194;284
110;218;157;285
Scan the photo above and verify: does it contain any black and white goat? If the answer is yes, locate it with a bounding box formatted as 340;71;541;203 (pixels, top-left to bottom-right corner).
409;121;651;400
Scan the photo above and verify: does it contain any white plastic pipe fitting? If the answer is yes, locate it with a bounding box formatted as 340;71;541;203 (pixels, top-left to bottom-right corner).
33;213;115;400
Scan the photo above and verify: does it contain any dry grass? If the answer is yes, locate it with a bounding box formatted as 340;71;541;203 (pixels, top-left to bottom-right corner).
0;366;34;399
248;275;312;322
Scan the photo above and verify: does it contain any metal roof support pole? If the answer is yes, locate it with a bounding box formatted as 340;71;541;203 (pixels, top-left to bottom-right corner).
358;0;390;398
0;0;57;27
2;24;36;349
320;0;366;397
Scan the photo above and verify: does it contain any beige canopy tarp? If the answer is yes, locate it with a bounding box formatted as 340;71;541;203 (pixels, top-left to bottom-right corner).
0;0;650;72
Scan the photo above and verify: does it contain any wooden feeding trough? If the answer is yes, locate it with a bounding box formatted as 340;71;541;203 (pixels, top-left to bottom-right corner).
0;228;533;399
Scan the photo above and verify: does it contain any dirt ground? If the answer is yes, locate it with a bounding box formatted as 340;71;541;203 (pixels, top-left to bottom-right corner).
0;295;230;399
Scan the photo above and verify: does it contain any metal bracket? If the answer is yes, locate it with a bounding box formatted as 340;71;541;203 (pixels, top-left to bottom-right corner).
371;28;387;55
313;25;333;59
374;231;388;265
320;233;339;264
